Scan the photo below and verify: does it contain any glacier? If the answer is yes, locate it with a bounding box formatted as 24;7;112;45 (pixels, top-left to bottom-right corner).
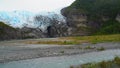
0;10;65;28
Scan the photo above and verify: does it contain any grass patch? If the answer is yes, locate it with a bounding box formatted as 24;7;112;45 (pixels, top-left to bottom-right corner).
63;41;80;45
84;46;96;49
60;51;65;53
26;40;80;45
72;56;120;68
61;34;120;44
70;66;74;68
25;34;120;45
97;47;105;51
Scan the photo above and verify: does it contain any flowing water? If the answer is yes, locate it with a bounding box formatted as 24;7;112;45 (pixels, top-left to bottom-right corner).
0;49;120;68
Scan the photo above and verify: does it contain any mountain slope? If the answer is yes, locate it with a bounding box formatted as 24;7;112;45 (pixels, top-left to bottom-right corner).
61;0;120;35
0;21;21;40
0;21;46;40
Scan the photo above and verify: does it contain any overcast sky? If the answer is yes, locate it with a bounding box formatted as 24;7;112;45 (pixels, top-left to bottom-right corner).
0;0;75;12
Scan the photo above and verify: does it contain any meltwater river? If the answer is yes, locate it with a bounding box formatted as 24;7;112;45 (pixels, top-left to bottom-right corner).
0;49;120;68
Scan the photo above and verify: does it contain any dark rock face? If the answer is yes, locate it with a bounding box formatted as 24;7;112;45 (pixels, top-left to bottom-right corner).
20;23;69;38
61;8;92;36
19;27;46;39
47;23;68;37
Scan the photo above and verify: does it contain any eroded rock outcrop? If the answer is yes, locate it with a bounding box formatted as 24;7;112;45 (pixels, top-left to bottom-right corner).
47;23;68;37
19;27;46;38
61;8;92;36
61;0;120;35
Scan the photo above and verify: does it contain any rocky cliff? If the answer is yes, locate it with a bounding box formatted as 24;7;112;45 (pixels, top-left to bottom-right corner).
61;8;91;36
61;0;120;36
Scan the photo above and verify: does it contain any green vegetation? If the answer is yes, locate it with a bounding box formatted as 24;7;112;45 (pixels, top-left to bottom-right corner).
69;0;120;19
26;40;80;45
70;66;74;68
26;34;120;45
22;36;35;39
60;51;65;53
65;0;120;34
84;46;95;49
97;47;105;51
0;21;15;30
71;56;120;68
62;34;120;44
96;20;120;35
63;41;80;45
0;21;15;34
